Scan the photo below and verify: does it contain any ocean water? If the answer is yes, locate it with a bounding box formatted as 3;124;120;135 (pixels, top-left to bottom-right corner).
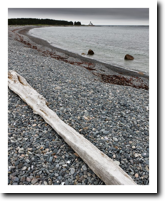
29;26;149;74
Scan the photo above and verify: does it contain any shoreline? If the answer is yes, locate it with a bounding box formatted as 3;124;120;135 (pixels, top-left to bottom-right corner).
19;25;149;79
8;25;149;185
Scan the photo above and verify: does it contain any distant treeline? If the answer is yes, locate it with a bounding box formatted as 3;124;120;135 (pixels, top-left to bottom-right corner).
8;18;81;26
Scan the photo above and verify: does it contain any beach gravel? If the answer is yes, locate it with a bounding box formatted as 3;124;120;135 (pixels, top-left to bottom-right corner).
8;26;149;185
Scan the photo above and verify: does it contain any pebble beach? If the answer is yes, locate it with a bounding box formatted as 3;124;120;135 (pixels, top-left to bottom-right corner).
8;26;149;185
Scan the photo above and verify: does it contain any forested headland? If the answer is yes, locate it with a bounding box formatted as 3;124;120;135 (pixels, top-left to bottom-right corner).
8;18;81;26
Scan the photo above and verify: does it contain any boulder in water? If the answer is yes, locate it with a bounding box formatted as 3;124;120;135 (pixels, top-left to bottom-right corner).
88;49;94;55
124;54;134;60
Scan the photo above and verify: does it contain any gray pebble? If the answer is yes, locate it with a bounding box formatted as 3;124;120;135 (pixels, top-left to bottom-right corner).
70;168;75;175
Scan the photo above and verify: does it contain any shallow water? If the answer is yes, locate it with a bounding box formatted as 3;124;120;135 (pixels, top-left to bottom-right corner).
29;26;149;74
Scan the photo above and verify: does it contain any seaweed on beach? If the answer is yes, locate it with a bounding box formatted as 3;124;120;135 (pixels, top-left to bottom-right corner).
96;73;149;90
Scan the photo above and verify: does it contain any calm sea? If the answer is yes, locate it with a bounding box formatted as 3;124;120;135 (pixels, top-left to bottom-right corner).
29;26;149;74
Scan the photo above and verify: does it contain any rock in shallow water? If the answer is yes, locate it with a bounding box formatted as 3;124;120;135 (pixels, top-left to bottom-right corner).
124;54;134;60
87;49;94;55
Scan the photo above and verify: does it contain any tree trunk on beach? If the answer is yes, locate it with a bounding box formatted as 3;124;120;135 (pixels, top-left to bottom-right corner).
8;70;136;185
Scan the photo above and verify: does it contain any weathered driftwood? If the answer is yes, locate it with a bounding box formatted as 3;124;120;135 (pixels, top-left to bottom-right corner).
8;70;137;185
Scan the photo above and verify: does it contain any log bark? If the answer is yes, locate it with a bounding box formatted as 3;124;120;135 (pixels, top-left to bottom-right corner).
8;70;137;185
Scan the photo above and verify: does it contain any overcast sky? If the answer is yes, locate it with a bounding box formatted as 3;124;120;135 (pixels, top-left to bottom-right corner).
8;8;149;25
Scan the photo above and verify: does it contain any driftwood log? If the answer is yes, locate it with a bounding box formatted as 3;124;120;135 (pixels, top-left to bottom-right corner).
8;70;136;185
